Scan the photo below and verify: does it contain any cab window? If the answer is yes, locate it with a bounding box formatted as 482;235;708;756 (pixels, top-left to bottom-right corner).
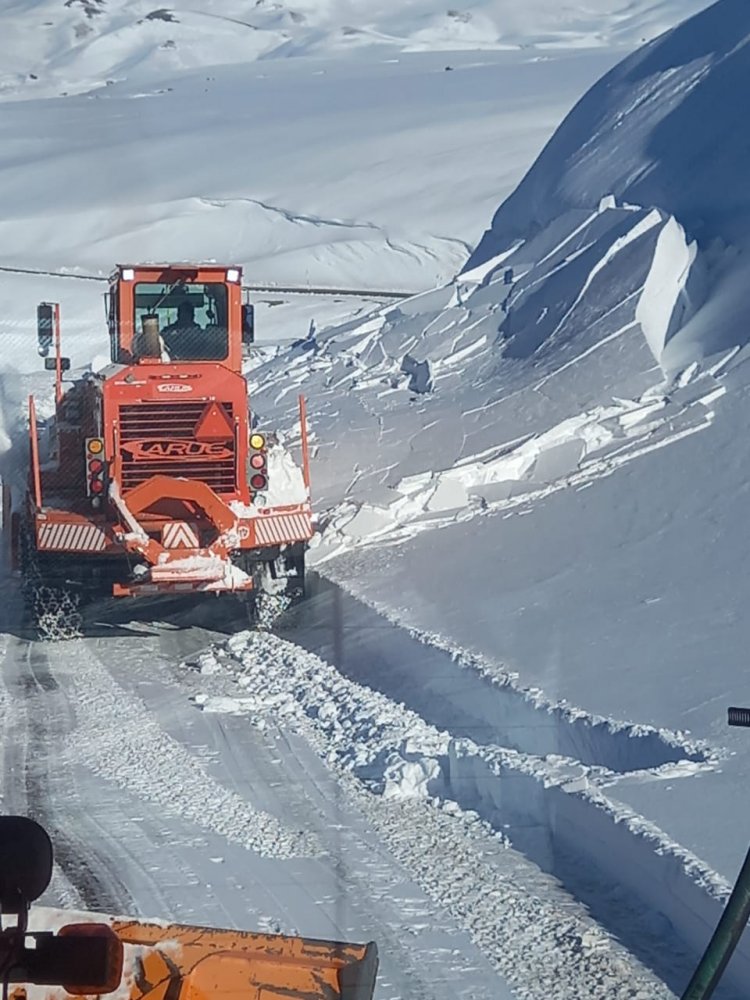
133;282;229;361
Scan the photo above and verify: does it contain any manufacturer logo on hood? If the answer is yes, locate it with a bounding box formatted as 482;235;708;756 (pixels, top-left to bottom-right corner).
156;382;193;393
121;440;232;462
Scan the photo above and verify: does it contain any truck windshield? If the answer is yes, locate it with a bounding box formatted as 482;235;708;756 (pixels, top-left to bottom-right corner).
134;281;229;360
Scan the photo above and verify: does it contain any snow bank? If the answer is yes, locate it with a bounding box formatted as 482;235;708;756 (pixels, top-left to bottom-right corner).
467;0;750;358
260;443;309;508
470;0;750;263
185;629;677;998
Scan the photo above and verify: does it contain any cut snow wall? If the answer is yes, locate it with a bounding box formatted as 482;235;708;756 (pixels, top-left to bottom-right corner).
462;201;700;372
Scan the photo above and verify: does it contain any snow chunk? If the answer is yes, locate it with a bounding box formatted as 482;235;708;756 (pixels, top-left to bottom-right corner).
197;651;222;675
257;443;308;507
636;216;705;363
383;754;441;800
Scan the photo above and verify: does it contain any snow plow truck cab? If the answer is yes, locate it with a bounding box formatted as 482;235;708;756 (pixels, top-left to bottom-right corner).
13;264;313;638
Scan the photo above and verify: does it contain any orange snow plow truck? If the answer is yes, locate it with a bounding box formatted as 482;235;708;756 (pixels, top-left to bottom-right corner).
11;264;313;638
0;816;378;1000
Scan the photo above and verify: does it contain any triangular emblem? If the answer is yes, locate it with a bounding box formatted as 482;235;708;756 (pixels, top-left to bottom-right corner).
195;402;234;442
162;522;200;549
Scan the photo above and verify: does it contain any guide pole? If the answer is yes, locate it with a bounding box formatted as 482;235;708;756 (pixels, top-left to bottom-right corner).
681;707;750;999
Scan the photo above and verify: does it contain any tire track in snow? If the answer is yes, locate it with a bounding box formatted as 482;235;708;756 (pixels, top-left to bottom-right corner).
0;628;134;913
208;715;451;1000
61;639;319;861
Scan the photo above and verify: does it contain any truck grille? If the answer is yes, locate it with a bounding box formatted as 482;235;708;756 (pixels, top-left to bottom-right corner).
118;402;236;494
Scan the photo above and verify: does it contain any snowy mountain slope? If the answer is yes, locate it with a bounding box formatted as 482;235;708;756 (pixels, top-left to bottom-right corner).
0;0;712;100
0;0;709;347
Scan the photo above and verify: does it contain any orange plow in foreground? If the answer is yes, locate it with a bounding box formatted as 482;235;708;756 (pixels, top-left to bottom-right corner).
111;920;378;1000
1;817;378;1000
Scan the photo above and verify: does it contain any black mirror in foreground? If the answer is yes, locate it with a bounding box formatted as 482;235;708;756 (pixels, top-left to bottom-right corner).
680;708;750;999
0;816;52;910
0;816;123;995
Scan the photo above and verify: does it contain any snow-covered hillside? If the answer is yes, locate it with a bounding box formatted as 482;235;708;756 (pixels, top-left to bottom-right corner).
0;46;620;352
0;0;712;100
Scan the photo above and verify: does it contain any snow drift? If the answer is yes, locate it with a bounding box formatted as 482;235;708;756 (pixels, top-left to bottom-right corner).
470;0;750;260
467;0;750;361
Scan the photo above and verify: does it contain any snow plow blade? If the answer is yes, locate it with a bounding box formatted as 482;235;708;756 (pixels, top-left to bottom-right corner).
111;919;378;1000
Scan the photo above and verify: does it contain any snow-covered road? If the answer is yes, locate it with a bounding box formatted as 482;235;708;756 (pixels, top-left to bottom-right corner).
1;570;733;1000
0;582;505;1000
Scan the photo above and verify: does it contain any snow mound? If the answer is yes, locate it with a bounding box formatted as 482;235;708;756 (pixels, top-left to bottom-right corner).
471;0;750;258
468;0;750;360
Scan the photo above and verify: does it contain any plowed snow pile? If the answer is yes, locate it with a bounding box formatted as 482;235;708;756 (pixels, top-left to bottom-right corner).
245;1;750;988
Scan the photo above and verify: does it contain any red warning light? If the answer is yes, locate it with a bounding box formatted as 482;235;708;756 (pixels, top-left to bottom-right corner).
250;453;265;470
90;479;105;495
88;459;104;474
250;474;267;491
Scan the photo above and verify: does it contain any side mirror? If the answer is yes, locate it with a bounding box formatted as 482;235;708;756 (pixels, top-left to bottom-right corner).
242;303;255;346
37;302;56;358
44;357;71;372
0;817;124;995
0;815;53;910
